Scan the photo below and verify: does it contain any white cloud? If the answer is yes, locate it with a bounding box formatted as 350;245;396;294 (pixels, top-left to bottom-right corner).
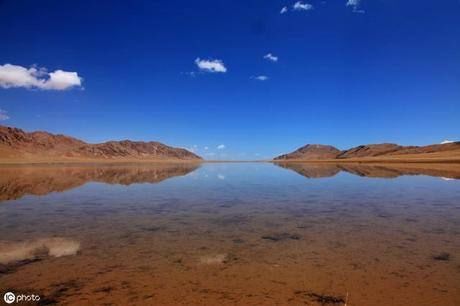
441;140;456;144
44;70;82;90
217;144;225;150
280;6;288;14
293;2;313;11
217;174;225;180
346;0;365;13
195;58;227;73
264;53;278;62
187;144;200;152
252;75;269;81
182;71;197;77
346;0;360;7
0;109;9;121
204;146;209;150
0;64;82;90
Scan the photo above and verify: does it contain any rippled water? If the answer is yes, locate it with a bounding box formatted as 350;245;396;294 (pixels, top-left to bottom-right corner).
0;163;459;305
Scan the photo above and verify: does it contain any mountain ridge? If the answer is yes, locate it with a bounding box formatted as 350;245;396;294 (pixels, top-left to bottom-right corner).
0;125;202;162
274;142;460;161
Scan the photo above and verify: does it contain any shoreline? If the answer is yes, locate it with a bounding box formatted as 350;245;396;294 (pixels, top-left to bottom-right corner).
271;157;460;164
1;157;460;166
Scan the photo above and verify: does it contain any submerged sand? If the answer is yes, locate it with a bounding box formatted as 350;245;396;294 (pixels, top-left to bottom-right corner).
0;163;458;305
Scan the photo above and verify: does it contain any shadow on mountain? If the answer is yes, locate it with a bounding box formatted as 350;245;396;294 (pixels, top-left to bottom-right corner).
275;162;460;180
0;163;201;201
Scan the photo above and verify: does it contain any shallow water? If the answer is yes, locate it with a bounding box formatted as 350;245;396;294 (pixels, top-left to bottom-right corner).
0;163;459;305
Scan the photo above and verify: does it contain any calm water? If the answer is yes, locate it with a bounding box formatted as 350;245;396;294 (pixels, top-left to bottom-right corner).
0;163;459;305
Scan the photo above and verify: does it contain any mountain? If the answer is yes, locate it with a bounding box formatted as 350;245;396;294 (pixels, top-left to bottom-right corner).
336;143;403;159
274;144;341;160
0;125;202;162
274;142;460;161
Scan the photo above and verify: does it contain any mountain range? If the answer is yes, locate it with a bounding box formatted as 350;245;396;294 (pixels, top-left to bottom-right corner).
274;143;460;162
0;125;202;162
1;125;459;163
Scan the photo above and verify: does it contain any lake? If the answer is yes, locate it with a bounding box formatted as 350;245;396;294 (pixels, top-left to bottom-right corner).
0;163;459;305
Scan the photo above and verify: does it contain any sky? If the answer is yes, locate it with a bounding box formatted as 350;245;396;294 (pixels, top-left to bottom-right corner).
0;0;459;160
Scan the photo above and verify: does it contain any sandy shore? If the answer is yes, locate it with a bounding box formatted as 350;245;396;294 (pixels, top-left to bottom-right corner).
0;158;204;165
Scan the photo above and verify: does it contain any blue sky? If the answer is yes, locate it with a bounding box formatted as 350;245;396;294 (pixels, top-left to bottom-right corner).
0;0;459;160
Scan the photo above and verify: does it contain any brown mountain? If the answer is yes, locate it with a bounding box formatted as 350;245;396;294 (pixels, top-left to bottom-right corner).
274;142;460;161
274;144;341;160
337;143;403;159
0;125;202;162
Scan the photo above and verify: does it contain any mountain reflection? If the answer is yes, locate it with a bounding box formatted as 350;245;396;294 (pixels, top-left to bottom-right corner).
274;163;341;178
275;162;460;180
0;163;201;201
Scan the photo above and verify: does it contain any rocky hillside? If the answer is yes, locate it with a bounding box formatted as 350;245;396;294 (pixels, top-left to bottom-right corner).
274;142;460;161
336;143;403;159
0;125;202;161
274;144;341;160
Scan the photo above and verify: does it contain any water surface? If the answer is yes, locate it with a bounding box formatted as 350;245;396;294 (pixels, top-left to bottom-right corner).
0;163;459;305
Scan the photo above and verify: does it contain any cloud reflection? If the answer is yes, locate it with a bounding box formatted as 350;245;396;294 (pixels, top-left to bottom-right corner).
0;237;80;265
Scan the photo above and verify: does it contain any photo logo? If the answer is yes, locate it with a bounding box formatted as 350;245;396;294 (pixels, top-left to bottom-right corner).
3;292;15;304
3;292;40;304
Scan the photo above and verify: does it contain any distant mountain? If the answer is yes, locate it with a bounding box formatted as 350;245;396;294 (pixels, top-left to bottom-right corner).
0;125;202;162
274;144;341;160
336;143;403;159
274;142;460;161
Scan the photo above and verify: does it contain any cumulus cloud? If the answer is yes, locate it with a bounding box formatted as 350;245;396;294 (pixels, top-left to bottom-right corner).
0;109;9;121
293;2;314;11
441;140;456;144
346;0;365;13
252;75;269;81
264;53;278;62
280;6;288;14
195;58;227;73
44;70;82;90
217;144;225;150
0;64;82;90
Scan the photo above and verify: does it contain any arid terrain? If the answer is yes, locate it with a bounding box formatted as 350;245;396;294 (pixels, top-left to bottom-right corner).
2;125;459;164
274;143;460;163
0;125;202;163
